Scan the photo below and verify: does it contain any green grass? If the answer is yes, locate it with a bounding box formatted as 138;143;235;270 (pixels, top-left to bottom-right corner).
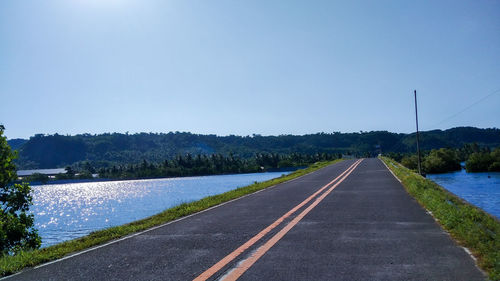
0;159;342;277
381;156;500;280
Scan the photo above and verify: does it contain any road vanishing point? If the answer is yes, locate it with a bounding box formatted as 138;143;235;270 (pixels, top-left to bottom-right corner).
6;158;485;280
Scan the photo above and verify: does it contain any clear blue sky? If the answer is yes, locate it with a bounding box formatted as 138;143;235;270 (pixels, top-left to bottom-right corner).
1;0;499;139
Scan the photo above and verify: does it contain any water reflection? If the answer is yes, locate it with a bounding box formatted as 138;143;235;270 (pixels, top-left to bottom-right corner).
31;172;289;247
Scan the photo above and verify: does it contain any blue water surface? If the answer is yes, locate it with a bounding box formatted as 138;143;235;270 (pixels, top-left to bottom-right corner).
31;172;290;247
428;170;500;219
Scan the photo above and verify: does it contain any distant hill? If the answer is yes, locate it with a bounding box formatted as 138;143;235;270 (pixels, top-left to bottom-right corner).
7;127;500;169
7;138;28;151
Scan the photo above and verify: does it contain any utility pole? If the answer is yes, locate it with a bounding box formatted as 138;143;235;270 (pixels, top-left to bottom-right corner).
414;90;423;176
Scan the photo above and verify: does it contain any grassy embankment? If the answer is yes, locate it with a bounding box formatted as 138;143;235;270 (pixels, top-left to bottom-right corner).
380;156;500;280
0;159;342;277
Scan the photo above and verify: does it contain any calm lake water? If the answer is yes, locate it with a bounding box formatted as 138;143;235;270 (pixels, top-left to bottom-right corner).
31;172;290;247
428;170;500;219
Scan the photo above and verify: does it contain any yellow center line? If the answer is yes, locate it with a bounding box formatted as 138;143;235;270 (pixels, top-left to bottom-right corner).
221;159;363;281
193;159;362;281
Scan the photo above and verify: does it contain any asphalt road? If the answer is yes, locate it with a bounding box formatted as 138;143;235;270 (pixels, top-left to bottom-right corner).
5;158;485;280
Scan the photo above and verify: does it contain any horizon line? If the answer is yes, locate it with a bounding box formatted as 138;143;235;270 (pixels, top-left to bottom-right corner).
5;125;499;140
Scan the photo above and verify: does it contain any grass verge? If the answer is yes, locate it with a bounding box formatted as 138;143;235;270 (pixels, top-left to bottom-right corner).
380;156;500;280
0;159;342;277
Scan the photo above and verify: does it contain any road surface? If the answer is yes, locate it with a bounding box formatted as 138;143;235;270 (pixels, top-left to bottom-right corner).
5;158;485;280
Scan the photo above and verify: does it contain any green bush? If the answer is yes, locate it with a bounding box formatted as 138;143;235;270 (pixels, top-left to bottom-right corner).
466;147;500;172
466;152;493;172
422;148;461;173
400;155;419;170
489;162;500;172
489;148;500;172
0;125;41;255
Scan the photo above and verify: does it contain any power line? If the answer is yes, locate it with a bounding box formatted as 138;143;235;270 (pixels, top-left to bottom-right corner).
384;87;500;155
426;88;500;130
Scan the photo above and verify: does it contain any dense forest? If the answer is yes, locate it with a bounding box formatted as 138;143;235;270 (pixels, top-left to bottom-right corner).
7;127;500;170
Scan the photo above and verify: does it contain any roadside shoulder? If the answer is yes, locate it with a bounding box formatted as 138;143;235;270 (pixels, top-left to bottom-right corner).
380;156;499;280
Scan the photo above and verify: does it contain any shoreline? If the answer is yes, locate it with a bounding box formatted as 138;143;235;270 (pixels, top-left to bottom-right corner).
19;166;304;186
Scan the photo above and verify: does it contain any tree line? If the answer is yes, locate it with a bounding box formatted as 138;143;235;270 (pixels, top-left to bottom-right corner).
95;152;340;180
21;152;342;182
387;143;500;174
9;127;500;169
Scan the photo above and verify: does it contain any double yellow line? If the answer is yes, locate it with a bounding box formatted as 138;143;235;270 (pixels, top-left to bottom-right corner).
194;159;364;281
